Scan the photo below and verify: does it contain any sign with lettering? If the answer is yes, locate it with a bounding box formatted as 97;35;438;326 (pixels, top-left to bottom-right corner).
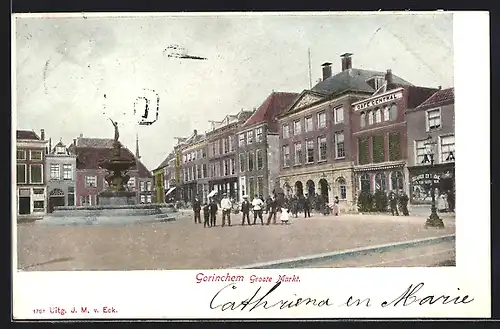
410;173;441;185
354;91;403;111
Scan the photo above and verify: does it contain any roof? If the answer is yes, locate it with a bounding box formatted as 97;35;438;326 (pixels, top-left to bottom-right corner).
404;85;442;110
413;87;454;111
242;92;299;132
154;152;175;172
311;68;413;96
16;130;40;140
76;137;114;148
75;146;152;178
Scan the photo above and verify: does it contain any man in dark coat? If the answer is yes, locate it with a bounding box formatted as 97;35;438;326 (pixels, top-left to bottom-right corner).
303;194;311;218
209;198;218;227
389;192;399;216
192;197;201;224
266;196;278;225
399;193;410;216
202;201;211;227
240;195;251;225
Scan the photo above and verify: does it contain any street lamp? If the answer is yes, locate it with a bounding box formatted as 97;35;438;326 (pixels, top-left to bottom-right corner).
424;136;445;228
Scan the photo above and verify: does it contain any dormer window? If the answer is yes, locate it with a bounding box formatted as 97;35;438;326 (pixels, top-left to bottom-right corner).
56;146;66;154
366;76;385;90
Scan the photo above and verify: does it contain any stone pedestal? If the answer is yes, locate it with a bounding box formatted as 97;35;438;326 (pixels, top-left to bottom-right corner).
98;191;137;206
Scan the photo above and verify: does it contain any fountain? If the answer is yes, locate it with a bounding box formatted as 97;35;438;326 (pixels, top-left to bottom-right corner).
38;120;178;226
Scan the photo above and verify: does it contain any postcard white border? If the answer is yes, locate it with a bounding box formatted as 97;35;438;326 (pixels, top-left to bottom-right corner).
12;11;491;319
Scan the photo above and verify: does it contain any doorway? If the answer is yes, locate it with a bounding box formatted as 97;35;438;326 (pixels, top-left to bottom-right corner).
19;197;31;215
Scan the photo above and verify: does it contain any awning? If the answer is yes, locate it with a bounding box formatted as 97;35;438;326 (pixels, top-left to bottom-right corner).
208;190;218;198
165;187;176;196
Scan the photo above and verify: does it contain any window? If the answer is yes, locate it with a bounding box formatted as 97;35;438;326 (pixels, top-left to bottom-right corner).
368;111;374;125
68;186;75;206
17;164;26;183
255;127;263;143
146;195;152;204
63;164;72;180
283;145;290;167
360;112;366;128
239;133;245;147
334;107;344;124
214;140;220;155
389;132;402;161
374;173;387;192
358;138;369;165
33;200;45;211
247;131;254;144
248;151;254;171
85;175;97;188
360;173;370;193
390;171;404;193
248;177;255;199
196;165;200;179
294;142;302;165
202;164;207;178
305;116;313;132
389;104;398;121
383;106;390;121
229;135;235;152
375;108;382;123
215;162;221;177
317;112;327;128
128;177;136;190
230;158;236;175
337;177;347;200
415;140;428;164
210;163;216;177
223;138;229;154
30;150;42;160
372;135;385;163
257;177;264;197
256;149;263;170
318;136;327;161
293;120;301;135
239;153;246;172
50;164;60;180
17;150;26;160
140;195;146;204
335;132;345;159
147;181;152;191
306;140;314;163
282;124;290;139
80;195;91;206
30;164;43;183
223;160;229;176
140;181;146;191
202;148;207;158
440;135;455;163
426;108;441;131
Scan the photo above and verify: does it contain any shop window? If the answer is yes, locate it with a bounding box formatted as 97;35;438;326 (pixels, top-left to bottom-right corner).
374;173;387;192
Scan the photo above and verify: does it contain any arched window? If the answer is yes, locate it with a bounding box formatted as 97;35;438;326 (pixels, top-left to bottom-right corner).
360;112;366;128
390;171;404;194
389;104;397;120
374;173;387;192
383;106;390;121
336;177;347;200
368;110;374;125
375;108;382;123
360;173;370;193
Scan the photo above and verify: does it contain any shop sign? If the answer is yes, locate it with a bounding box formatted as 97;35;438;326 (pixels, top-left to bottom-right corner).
354;91;403;111
410;173;441;185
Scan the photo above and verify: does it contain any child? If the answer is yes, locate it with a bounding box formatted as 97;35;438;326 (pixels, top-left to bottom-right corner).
202;201;211;228
280;208;290;225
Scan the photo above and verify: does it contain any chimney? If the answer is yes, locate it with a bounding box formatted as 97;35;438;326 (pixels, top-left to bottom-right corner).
340;53;353;71
49;138;52;153
73;138;77;147
385;69;393;84
321;62;332;81
438;85;442;90
40;129;45;140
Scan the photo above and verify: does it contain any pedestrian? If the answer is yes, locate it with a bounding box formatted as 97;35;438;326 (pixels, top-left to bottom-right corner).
192;197;201;224
240;195;251;225
220;193;232;227
252;194;264;225
389;192;399;216
399;193;410;216
209;197;218;227
333;196;340;216
265;195;272;214
202;201;211;228
266;196;278;225
280;208;290;224
303;194;311;218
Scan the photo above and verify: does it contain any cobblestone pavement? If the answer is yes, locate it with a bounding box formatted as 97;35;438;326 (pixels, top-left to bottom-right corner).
304;241;455;268
16;212;455;271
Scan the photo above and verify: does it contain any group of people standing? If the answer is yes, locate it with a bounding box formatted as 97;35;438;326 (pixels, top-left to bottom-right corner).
191;193;287;228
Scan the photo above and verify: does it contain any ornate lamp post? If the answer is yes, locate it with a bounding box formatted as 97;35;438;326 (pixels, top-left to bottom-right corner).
424;136;445;228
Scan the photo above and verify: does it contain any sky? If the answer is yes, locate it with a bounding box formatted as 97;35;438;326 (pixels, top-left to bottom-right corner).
14;12;454;170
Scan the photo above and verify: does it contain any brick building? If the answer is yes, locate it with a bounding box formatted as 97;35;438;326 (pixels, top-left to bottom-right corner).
16;129;48;218
277;53;412;211
45;139;77;212
406;87;455;208
152;152;175;203
237;91;298;200
206;110;253;201
351;71;438;198
71;135;153;205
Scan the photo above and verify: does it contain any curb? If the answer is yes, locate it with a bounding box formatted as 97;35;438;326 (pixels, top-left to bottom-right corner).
238;234;456;269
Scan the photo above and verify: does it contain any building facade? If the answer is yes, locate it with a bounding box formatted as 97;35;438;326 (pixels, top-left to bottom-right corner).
16;129;48;218
179;133;209;202
153;152;175;203
206;110;253;201
406;87;455;208
237;91;298;200
73;136;153;206
45;139;77;212
277;54;413;211
351;72;438;199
